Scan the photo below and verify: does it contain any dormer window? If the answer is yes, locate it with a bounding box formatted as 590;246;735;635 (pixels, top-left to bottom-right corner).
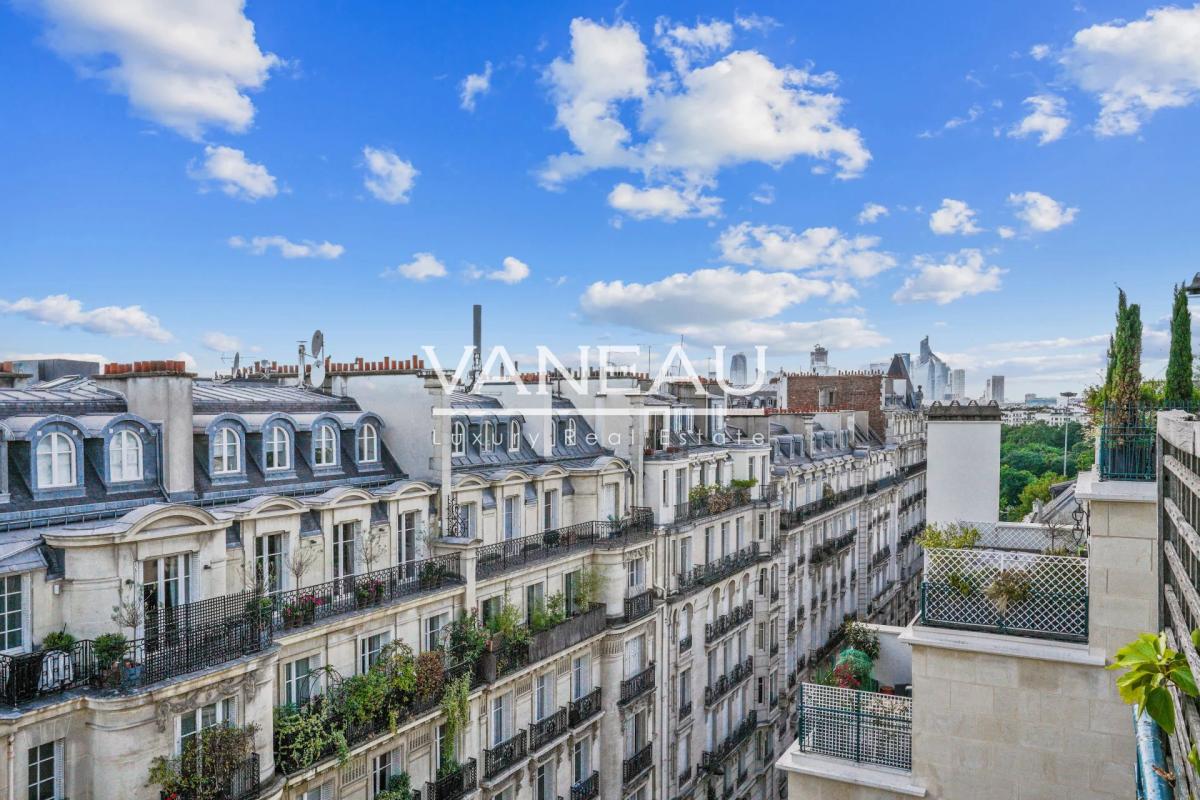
551;419;559;446
357;423;379;463
481;422;495;453
565;419;577;446
213;427;241;474
451;422;466;456
36;432;76;488
508;420;520;453
110;429;143;482
265;425;291;471
315;424;338;467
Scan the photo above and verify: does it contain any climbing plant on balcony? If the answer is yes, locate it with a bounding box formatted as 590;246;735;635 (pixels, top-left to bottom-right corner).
530;592;567;633
440;672;471;766
447;610;489;663
916;523;980;550
148;723;259;800
1110;630;1198;737
574;566;606;610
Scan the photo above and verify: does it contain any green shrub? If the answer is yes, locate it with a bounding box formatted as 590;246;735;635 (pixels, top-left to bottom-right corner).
94;632;127;666
41;630;75;652
273;705;334;773
917;523;981;550
841;622;880;661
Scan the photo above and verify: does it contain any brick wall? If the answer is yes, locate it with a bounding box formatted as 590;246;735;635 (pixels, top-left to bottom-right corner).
783;373;884;437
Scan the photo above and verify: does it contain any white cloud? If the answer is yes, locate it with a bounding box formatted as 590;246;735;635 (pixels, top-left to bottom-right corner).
997;226;1016;239
607;182;721;220
28;0;280;138
893;249;1004;305
460;62;493;111
751;183;775;205
1009;94;1070;145
1008;190;1078;232
2;351;107;363
929;198;982;235
829;281;859;303
362;146;418;204
201;331;240;352
857;202;888;224
189;145;277;200
919;104;983;138
488;256;531;284
228;235;344;259
654;17;733;72
696;318;887;351
381;252;447;281
1030;44;1051;61
1062;5;1200;135
175;351;198;370
0;294;172;341
717;222;896;279
734;13;780;33
540;18;870;191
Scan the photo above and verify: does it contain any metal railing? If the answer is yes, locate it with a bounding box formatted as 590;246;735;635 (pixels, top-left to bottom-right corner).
920;547;1088;642
425;757;477;800
797;683;911;770
530;707;568;751
622;589;655;624
679;699;693;720
156;752;261;800
704;656;753;707
679;634;693;652
569;686;602;727
674;487;754;526
619;661;655;705
571;771;599;800
702;711;757;772
677;543;762;595
622;743;652;785
484;730;528;778
475;508;653;579
705;600;753;644
1099;404;1161;481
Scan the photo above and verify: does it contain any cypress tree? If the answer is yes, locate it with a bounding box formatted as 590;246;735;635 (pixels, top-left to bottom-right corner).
1165;283;1193;406
1110;288;1142;415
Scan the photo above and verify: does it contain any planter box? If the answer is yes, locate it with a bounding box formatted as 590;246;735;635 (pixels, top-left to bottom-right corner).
528;605;606;663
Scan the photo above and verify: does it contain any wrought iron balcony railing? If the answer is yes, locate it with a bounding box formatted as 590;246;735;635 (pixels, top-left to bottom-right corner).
622;589;655;624
569;687;601;727
425;757;477;800
677;543;761;595
704;656;753;707
484;730;528;779
156;752;260;800
701;711;758;772
530;707;568;751
622;743;653;785
475;508;654;579
704;600;753;644
619;662;655;705
570;771;599;800
673;487;754;526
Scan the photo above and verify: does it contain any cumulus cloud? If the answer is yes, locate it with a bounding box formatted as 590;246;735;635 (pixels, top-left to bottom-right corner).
487;256;531;284
27;0;280;138
0;294;172;341
460;62;493;111
1030;44;1051;61
857;202;888;224
893;249;1004;305
380;252;447;281
362;146;418;204
189;145;277;200
751;184;775;205
1008;191;1078;232
175;351;198;370
539;18;870;192
228;235;344;259
717;222;896;279
607;182;721;220
997;226;1016;239
1062;5;1200;135
1009;94;1070;145
929;198;982;235
919;104;983;138
654;17;733;72
201;331;240;352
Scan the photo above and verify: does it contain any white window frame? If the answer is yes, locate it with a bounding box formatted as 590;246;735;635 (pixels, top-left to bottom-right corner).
426;611;450;651
451;422;466;456
26;740;62;800
371;749;394;798
36;432;76;488
255;532;285;595
265;425;291;471
0;574;25;653
177;697;235;755
359;630;392;674
482;422;495;454
508;420;521;452
357;423;380;463
212;427;241;475
109;429;143;482
284;654;320;706
315;424;338;467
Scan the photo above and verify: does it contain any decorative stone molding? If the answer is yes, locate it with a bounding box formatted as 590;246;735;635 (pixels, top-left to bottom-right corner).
153;672;259;731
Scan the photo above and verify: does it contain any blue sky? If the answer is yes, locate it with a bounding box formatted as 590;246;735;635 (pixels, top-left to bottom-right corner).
2;1;1199;399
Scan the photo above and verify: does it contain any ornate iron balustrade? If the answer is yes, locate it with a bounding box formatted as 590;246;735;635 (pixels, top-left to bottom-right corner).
902;460;927;478
787;618;796;634
787;563;795;576
530;707;568;751
622;743;653;785
701;711;758;772
704;600;753;644
679;634;693;652
835;530;856;550
797;683;911;770
673;487;754;526
870;545;891;569
622;589;655;624
484;730;528;778
425;757;477;800
475;508;654;579
770;642;780;657
619;661;655;705
770;588;780;603
868;475;897;493
157;752;261;800
570;771;599;800
569;686;602;726
704;656;753;707
680;699;693;720
677;543;761;595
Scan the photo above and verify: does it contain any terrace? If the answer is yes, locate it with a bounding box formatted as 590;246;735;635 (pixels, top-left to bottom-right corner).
474;507;654;579
673;486;754;526
704;656;754;707
675;543;763;595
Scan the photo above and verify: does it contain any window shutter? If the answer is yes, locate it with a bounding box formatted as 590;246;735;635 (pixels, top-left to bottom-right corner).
53;740;64;799
319;781;332;800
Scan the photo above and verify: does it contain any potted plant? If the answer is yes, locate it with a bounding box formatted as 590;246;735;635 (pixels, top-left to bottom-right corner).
283;594;321;627
985;569;1032;616
110;582;145;688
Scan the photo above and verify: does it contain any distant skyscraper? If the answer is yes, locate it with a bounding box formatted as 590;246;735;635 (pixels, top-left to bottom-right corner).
730;352;748;386
985;375;1006;404
912;336;952;403
950;369;966;400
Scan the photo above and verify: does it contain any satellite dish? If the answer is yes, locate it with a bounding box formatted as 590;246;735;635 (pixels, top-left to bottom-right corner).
311;330;324;359
310;355;326;389
231;351;241;378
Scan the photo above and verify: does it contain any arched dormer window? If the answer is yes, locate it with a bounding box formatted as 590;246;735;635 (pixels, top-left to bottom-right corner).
481;421;495;453
37;431;76;488
314;423;338;467
551;419;559;447
451;421;466;456
357;423;379;463
110;429;143;482
564;419;577;447
264;425;290;471
508;420;520;453
213;427;241;474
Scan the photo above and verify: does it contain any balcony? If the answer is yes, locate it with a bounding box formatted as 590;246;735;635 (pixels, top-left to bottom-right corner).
622;743;653;786
621;589;655;624
901;460;927;478
1098;404;1161;481
156;752;261;800
679;765;693;785
702;711;758;772
705;600;753;644
704;656;753;707
569;686;602;727
870;545;891;569
770;588;780;604
679;699;693;720
571;771;599;800
679;634;693;652
769;642;780;657
796;683;911;771
426;757;478;800
676;543;762;595
484;730;528;779
619;661;655;705
920;544;1088;642
475;508;654;579
530;707;568;751
529;603;607;663
674;486;754;526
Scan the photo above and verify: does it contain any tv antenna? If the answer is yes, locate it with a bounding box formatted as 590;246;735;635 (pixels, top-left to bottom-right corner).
216;351;241;383
309;329;326;388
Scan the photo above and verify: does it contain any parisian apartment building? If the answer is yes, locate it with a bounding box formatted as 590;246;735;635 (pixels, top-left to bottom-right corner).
0;353;927;800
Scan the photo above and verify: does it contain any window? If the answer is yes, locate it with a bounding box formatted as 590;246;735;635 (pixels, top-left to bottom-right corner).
333;523;356;583
371;749;394;798
36;432;75;488
458;502;477;538
535;762;554;800
284;655;318;706
360;631;391;673
142;554;193;618
481;596;501;626
255;533;284;594
535;672;553;721
451;422;466;456
27;741;61;800
178;698;234;754
110;429;143;482
482;422;495;453
0;575;23;651
565;419;577;446
357;423;379;463
400;511;419;567
564;570;579;616
679;667;691;707
315;424;338;467
603;483;619;520
503;495;520;540
679;537;692;575
212;427;240;475
623;635;644;677
572;654;590;700
491;692;512;745
426;611;449;651
300;783;332;800
542;489;558;531
573;737;591;783
508;420;521;452
265;425;290;471
551;419;559;446
526;582;544;625
677;734;691;781
661;471;668;507
627;558;645;592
